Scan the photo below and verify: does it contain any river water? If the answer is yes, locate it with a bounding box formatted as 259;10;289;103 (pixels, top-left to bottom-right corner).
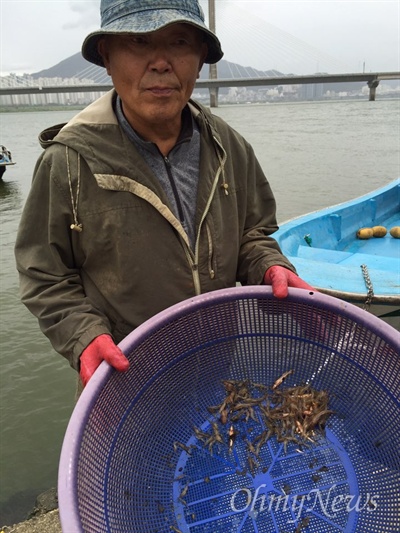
0;98;399;524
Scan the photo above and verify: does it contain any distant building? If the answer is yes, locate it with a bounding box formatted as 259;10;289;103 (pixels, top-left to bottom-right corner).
299;83;325;100
0;73;105;107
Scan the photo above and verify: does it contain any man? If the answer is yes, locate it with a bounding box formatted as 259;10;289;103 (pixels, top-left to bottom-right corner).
15;0;312;387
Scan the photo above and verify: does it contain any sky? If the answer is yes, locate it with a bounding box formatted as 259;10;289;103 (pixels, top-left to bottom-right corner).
0;0;399;77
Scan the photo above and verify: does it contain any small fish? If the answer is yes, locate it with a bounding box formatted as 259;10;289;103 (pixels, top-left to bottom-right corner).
228;425;237;451
307;409;334;430
300;517;311;528
245;438;257;456
211;421;224;443
156;500;165;513
220;408;228;424
193;426;210;441
254;429;271;455
170;526;184;533
251;381;269;391
272;370;294;390
309;459;318;469
173;441;192;454
222;380;236;392
179;483;189;499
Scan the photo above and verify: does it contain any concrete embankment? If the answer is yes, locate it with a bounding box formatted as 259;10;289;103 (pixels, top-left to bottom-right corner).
1;489;61;533
1;510;62;533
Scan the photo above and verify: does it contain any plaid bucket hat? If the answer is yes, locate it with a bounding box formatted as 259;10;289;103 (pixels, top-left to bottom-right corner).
82;0;224;66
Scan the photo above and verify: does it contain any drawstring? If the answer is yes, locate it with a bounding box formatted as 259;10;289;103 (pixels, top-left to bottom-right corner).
205;221;215;279
66;146;83;232
213;137;229;196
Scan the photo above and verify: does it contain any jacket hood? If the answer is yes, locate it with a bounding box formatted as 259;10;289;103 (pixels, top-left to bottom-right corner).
37;91;225;186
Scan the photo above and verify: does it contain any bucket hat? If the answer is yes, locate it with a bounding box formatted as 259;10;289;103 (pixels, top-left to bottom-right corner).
82;0;224;66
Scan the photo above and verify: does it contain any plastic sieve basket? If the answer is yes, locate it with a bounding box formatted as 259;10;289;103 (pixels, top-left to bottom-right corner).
58;287;400;533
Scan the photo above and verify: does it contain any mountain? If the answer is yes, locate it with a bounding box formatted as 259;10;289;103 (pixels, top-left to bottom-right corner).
32;52;284;83
31;52;399;93
32;53;92;80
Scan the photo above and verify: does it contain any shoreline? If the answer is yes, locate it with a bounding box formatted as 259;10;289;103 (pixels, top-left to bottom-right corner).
0;105;85;113
1;489;61;533
1;510;61;533
1;94;399;114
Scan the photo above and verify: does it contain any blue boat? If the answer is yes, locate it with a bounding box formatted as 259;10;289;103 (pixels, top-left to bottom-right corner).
0;145;15;179
273;179;400;328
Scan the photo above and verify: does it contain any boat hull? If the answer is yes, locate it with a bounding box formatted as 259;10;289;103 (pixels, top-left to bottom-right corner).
0;146;15;179
273;179;400;329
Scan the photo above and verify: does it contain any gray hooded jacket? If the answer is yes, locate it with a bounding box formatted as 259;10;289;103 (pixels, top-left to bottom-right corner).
15;90;295;370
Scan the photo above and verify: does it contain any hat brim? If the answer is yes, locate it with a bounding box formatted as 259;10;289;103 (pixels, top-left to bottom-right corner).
82;9;223;66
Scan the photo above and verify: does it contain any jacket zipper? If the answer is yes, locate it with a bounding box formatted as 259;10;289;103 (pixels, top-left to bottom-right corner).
163;155;198;284
163;156;185;226
191;136;227;295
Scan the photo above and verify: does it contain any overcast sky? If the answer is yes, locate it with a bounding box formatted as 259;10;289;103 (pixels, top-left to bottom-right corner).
1;0;399;76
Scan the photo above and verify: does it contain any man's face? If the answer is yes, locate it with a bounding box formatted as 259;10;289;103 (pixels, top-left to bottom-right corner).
98;24;207;134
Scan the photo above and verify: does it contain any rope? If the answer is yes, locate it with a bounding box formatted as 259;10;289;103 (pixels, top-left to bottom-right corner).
66;146;83;232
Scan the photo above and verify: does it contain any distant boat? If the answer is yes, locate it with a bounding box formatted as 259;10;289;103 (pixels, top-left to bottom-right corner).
273;179;400;328
0;145;15;179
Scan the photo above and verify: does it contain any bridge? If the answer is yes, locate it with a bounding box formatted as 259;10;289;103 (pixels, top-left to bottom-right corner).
202;71;400;103
1;71;398;103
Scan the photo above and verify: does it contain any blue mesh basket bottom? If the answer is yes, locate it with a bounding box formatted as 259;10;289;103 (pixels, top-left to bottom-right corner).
71;294;400;533
172;419;359;533
97;339;399;533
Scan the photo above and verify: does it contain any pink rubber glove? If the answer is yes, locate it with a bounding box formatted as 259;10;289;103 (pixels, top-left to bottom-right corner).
264;265;314;298
79;334;130;386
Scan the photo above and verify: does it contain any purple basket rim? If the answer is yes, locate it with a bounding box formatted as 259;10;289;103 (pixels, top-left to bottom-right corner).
58;286;400;532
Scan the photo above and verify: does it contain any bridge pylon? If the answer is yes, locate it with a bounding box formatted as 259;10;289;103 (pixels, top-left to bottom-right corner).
208;0;218;107
367;79;380;101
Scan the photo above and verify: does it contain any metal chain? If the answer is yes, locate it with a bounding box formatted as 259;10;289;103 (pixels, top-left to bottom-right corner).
361;264;374;311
